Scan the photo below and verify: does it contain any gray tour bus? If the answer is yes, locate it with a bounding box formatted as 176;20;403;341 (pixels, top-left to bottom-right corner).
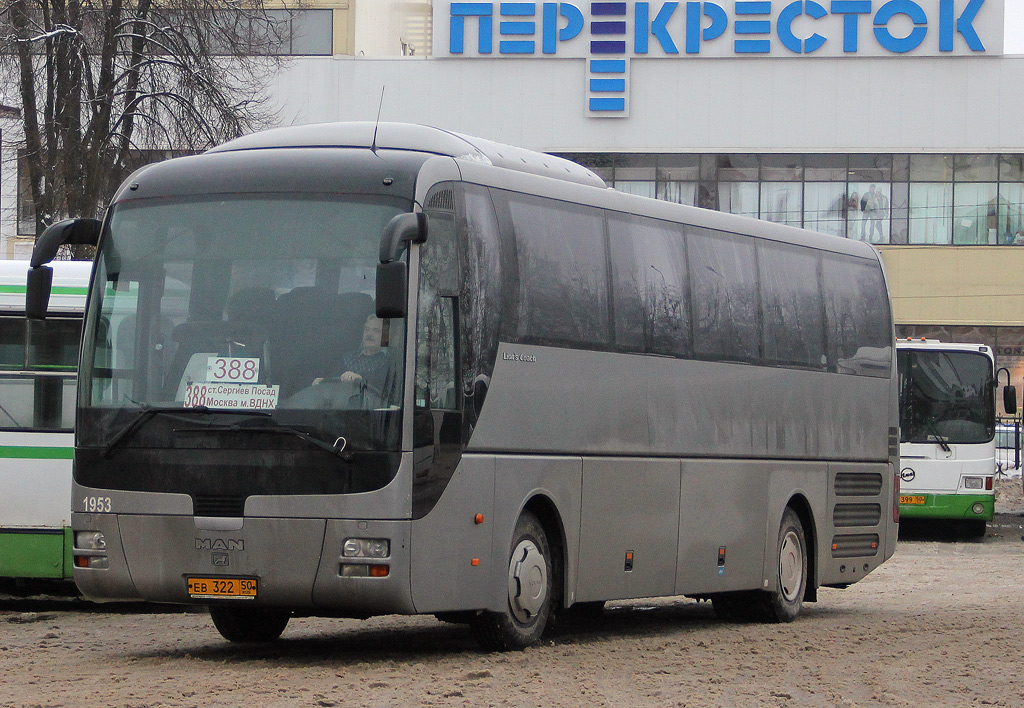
27;123;899;650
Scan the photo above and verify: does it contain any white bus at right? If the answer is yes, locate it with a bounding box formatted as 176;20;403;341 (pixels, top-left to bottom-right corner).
896;339;1004;537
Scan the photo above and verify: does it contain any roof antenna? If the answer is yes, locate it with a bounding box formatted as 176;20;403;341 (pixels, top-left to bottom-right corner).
371;86;385;154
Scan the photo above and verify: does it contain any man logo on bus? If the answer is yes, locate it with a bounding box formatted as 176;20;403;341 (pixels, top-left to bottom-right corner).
900;468;916;482
195;538;244;552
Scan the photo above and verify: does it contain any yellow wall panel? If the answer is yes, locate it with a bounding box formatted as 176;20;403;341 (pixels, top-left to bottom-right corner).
879;246;1024;327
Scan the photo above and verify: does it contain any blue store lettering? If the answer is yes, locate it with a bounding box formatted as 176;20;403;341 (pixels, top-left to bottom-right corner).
446;0;990;56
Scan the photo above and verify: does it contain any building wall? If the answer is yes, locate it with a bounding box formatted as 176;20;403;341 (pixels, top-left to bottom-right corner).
880;246;1024;326
263;55;1024;154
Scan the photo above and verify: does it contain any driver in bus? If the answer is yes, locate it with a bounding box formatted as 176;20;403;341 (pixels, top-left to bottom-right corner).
313;314;395;395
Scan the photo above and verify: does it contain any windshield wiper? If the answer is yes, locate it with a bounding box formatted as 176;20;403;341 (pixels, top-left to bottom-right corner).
102;406;271;458
925;419;952;453
174;422;351;460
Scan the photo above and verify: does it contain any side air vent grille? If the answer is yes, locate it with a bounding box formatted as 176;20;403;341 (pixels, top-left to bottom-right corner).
193;495;246;518
833;503;882;528
426;189;455;212
834;472;883;497
831;534;880;558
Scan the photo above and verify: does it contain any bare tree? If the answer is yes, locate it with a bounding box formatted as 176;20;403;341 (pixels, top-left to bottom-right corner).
0;0;287;243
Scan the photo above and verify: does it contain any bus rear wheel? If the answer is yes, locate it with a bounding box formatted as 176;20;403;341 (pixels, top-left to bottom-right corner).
471;511;553;651
209;606;290;643
712;507;807;623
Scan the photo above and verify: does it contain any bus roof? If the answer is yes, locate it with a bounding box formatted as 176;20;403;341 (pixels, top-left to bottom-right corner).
207;122;606;189
896;339;993;357
0;259;91;314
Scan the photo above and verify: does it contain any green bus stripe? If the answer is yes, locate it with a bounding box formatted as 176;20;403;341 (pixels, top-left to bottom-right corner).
0;445;74;459
0;285;88;296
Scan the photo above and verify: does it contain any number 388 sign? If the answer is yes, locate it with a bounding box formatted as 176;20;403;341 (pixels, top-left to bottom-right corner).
207;356;259;383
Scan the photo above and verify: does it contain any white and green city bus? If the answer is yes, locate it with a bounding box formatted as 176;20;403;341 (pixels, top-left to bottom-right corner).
0;260;88;581
28;123;898;649
896;339;1002;537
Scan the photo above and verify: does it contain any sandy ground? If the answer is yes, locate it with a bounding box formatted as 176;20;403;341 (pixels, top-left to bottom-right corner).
2;483;1023;708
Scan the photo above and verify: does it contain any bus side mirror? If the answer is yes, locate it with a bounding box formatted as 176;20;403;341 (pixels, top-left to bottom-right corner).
31;218;101;268
27;218;101;320
375;212;428;319
26;266;54;320
378;212;428;264
1004;386;1017;416
376;262;408;319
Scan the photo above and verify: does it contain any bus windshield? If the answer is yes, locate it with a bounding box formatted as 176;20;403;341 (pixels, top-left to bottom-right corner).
78;194;410;452
898;350;994;445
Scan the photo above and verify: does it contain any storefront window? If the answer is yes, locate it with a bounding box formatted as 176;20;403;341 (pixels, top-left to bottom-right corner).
615;181;656;198
1000;155;1024;182
760;154;802;181
910;183;954;244
803;182;847;237
805;155;847;182
954;154;998;182
657;155;699;205
719;182;759;218
760;182;802;227
557;151;1024;247
717;155;759;181
952;183;998;245
657;181;698;205
850;154;892;184
614;154;656;200
847;182;891;244
910;154;953;182
997;183;1024;244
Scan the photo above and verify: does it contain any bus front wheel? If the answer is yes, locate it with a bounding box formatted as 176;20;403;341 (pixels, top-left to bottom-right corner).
471;511;553;651
209;606;290;642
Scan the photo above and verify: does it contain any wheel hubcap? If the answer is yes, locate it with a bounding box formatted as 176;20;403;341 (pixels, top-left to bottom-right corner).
507;539;547;623
779;529;803;602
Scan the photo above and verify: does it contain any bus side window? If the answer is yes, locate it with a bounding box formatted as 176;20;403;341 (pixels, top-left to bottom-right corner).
417;297;457;410
415;200;459;410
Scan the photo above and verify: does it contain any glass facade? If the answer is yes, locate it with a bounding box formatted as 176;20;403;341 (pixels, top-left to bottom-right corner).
558;153;1024;246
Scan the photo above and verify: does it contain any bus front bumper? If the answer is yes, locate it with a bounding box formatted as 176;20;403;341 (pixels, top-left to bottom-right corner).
71;512;416;616
898;493;994;521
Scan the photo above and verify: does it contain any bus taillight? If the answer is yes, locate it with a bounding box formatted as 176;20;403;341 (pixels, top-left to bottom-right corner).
893;472;901;523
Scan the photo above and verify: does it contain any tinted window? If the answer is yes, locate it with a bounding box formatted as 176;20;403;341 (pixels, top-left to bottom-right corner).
503;192;609;346
0;376;76;431
759;242;825;369
417;190;459;410
823;255;892;377
608;214;690;356
462;185;503;391
0;318;24;370
29;318;82;370
0;317;81;371
688;227;759;362
0;316;79;432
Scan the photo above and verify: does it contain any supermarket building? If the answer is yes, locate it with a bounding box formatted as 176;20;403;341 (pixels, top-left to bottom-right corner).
4;0;1024;383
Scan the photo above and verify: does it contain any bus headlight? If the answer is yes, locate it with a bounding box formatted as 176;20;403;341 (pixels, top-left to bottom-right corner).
73;530;108;569
342;538;390;559
963;477;984;490
972;502;986;515
75;530;106;550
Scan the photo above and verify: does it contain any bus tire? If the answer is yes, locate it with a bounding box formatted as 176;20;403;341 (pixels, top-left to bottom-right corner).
713;508;807;623
471;511;553;651
962;519;987;539
209;606;290;642
761;507;807;622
